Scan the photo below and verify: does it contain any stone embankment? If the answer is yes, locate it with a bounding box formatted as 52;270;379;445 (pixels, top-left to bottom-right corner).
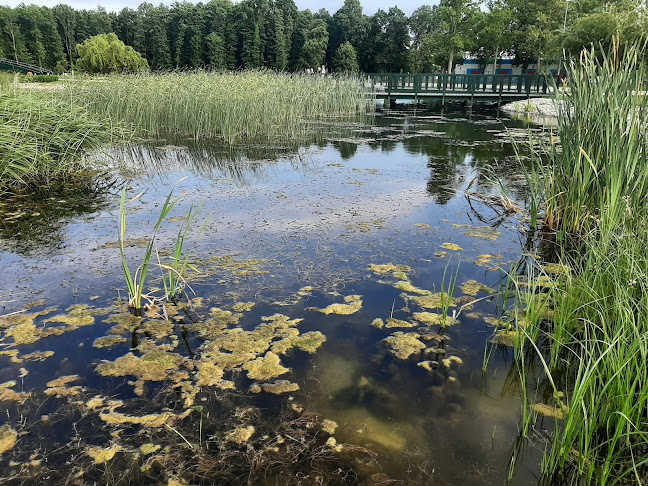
501;97;564;118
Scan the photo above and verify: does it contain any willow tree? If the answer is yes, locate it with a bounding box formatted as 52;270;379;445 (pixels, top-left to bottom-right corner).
76;33;148;73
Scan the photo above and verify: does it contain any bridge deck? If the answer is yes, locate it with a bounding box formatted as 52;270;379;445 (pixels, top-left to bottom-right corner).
367;73;553;102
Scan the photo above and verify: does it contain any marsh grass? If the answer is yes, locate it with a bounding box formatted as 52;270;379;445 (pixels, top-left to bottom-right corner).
507;39;648;484
0;89;117;193
68;71;374;143
532;38;648;236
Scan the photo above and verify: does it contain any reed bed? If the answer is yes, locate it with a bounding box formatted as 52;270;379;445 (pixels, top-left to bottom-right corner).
508;39;648;484
67;71;374;143
0;86;117;193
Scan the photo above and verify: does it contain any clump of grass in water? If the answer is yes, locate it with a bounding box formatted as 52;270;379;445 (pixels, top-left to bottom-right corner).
67;70;375;144
119;179;203;314
0;90;118;193
505;38;648;485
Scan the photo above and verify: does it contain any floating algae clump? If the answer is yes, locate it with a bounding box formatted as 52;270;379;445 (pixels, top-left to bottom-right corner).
45;305;94;327
492;330;518;347
533;403;568;420
371;318;385;329
86;445;121;464
409;293;454;310
459;280;495;297
319;295;362;315
464;226;501;241
5;321;39;345
140;443;161;455
413;312;458;327
93;335;128;348
321;419;338;434
271;331;326;355
542;263;571;276
417;360;436;372
243;351;289;381
394;281;431;295
194;360;233;390
96;349;186;396
382;332;426;359
368;263;411;275
385;318;416;328
441;243;462;251
442;356;463;369
45;374;83;397
232;302;255;312
0;425;18;455
226;426;255;444
99;411;175;428
261;380;299;394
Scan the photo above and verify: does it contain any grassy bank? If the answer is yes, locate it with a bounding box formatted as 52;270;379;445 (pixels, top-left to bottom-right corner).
508;40;648;484
67;71;374;144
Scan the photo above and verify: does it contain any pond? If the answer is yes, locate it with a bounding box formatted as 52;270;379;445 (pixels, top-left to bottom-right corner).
0;108;546;485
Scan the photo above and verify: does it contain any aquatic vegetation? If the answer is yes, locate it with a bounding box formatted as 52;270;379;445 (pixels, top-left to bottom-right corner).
459;280;495;297
533;403;568;420
441;243;462;251
394;281;431;295
321;419;338;434
260;381;300;394
382;332;426;360
318;295;362;315
243;352;290;381
99;411;175;428
119;180;199;313
368;263;411;275
409;293;454;310
86;445;121;464
0;425;17;455
68;71;373;144
417;360;436;372
140;443;161;455
463;226;501;241
413;312;458;327
0;90;118;193
226;426;255;444
441;356;463;369
232;302;255;312
371;318;385;329
93;335;128;348
385;318;416;328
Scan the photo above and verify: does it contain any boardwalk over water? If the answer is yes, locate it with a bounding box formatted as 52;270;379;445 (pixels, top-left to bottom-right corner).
0;58;52;75
367;73;553;104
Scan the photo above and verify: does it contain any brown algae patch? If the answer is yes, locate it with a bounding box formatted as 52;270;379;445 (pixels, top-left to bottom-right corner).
441;243;462;251
0;425;18;455
464;226;502;241
382;332;426;359
394;281;431;295
260;380;299;394
413;312;458;327
243;352;289;381
45;305;94;327
459;280;496;297
86;445;121;464
93;335;128;348
417;360;436;372
45;375;83;398
226;426;255;444
319;295;362;315
140;443;161;455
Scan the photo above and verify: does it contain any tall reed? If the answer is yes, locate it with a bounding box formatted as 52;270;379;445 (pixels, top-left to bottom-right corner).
66;71;374;144
508;39;648;484
0;89;117;193
536;38;648;236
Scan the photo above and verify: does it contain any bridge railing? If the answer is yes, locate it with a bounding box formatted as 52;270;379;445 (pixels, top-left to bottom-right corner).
367;73;551;97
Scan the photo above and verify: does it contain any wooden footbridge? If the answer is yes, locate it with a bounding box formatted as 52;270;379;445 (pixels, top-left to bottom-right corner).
367;73;553;105
0;58;52;75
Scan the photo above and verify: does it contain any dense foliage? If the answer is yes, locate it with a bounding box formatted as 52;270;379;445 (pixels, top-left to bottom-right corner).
76;33;148;73
0;0;647;74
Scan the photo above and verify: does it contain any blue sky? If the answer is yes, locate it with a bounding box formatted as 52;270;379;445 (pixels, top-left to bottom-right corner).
2;0;431;16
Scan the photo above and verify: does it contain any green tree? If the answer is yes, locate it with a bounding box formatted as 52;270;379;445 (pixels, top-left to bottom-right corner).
300;17;328;69
370;7;409;72
330;0;370;70
332;41;358;71
471;1;513;73
52;4;79;66
0;6;29;62
409;5;439;72
76;32;148;73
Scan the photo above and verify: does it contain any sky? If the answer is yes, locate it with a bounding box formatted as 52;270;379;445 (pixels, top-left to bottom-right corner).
1;0;432;17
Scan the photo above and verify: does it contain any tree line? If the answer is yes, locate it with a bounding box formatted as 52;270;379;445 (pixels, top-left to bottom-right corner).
0;0;646;74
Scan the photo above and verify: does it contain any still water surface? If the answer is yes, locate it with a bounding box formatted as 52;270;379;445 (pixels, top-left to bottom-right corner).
0;110;545;485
